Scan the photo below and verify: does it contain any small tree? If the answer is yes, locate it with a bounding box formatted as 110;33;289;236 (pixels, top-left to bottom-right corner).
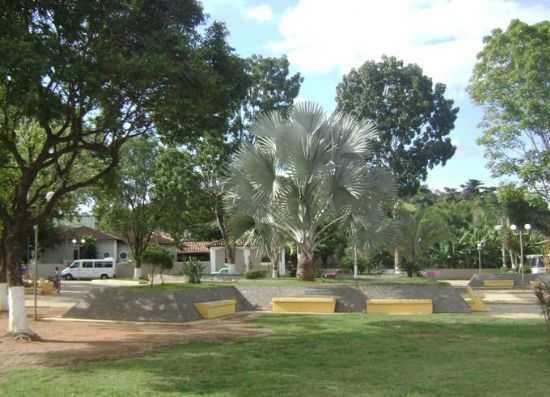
182;258;204;284
534;280;550;330
142;247;173;286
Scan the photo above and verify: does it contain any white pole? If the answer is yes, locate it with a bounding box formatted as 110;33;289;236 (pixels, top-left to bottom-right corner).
519;231;524;285
33;224;38;321
353;245;358;280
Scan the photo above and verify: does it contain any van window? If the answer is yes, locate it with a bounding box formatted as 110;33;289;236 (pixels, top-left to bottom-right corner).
82;261;93;268
94;262;104;268
70;262;80;269
103;262;113;268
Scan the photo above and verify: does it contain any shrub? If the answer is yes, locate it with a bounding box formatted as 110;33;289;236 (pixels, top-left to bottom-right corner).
183;258;204;284
534;280;550;330
244;270;267;279
142;246;174;285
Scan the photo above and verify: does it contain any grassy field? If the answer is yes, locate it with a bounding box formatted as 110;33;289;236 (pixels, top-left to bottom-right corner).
2;314;549;396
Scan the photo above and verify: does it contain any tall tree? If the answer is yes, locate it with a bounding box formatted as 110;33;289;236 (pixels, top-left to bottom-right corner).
469;20;550;203
226;103;395;280
336;55;459;196
0;0;245;336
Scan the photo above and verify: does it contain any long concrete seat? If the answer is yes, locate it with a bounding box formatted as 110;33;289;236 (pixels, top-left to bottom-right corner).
271;296;336;313
194;299;236;319
483;279;514;288
367;299;433;315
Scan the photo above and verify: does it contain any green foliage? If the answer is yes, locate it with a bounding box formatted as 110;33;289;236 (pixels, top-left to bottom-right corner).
182;258;204;284
534;280;550;330
142;247;174;270
336;55;459;195
142;246;173;286
244;270;267;279
393;203;450;276
0;1;246;286
226;102;395;280
469;19;550;203
340;249;368;274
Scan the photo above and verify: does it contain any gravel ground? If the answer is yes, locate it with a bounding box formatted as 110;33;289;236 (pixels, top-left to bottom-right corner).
0;311;268;375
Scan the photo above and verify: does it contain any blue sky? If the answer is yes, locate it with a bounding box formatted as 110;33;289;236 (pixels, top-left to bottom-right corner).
201;0;550;191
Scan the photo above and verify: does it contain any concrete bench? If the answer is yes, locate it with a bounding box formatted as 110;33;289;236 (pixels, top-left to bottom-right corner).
483;279;514;288
367;299;433;315
464;287;488;312
194;299;236;319
272;297;336;313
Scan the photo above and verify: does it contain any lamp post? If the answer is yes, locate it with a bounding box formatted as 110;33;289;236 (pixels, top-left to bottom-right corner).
510;224;531;285
33;191;55;321
476;241;484;274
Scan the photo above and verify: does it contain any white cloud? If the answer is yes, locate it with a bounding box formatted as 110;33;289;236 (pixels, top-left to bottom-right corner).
245;4;273;22
269;0;550;94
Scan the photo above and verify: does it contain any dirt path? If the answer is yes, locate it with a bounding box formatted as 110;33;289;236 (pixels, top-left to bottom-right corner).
0;311;269;375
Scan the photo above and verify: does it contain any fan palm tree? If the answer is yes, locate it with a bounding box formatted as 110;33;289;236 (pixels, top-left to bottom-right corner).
225;102;394;280
392;202;449;277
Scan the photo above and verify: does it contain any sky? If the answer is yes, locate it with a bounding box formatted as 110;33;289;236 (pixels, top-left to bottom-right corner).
201;0;550;191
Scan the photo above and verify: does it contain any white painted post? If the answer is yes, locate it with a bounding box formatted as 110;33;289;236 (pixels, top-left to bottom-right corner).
209;247;216;273
8;286;30;335
279;248;286;276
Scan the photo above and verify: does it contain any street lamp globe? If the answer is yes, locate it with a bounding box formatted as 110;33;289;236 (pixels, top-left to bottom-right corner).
81;238;86;244
510;224;517;231
494;225;502;231
71;238;77;244
45;191;55;202
524;224;532;231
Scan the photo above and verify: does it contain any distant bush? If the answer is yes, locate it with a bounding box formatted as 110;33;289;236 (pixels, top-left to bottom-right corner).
183;258;204;284
534;280;550;330
142;247;173;285
244;270;267;279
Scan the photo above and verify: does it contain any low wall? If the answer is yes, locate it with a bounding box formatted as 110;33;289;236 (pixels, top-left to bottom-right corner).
65;284;469;322
422;268;500;280
468;273;542;287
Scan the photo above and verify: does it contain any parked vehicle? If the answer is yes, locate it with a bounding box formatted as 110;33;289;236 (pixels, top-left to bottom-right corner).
527;255;548;275
211;264;240;275
61;258;116;280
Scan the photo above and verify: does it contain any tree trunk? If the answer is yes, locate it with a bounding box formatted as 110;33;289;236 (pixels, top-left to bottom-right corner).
0;234;8;312
394;248;400;273
214;202;234;264
271;249;280;279
296;241;314;281
133;256;142;280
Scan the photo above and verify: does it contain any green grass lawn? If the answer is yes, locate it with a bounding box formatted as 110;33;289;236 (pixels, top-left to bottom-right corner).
2;314;549;396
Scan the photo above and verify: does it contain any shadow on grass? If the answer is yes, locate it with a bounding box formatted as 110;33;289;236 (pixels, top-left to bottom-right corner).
3;314;550;397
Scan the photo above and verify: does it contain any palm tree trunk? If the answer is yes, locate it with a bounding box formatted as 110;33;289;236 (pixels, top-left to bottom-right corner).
296;240;314;281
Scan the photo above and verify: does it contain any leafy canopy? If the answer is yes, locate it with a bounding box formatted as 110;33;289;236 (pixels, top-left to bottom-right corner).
336;55;459;196
469;19;550;203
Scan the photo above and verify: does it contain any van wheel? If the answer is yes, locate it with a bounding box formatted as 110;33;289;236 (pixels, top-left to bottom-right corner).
64;274;74;280
100;274;109;279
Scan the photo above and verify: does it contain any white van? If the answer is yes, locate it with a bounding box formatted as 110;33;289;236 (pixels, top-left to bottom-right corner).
61;258;116;280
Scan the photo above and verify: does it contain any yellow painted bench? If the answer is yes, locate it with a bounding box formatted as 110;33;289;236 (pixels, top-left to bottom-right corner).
194;299;236;319
367;299;433;315
483;279;514;288
272;297;336;313
464;287;488;312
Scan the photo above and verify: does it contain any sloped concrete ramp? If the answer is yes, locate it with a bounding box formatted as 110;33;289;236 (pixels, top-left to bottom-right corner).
65;284;469;322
